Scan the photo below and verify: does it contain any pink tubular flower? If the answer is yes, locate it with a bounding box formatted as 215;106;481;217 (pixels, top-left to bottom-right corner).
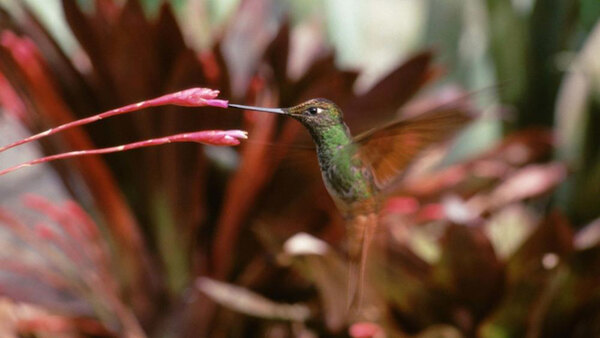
0;130;248;177
179;130;248;145
0;87;230;154
158;87;229;108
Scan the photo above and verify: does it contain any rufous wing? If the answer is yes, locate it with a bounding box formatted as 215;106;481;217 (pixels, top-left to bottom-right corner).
354;107;474;190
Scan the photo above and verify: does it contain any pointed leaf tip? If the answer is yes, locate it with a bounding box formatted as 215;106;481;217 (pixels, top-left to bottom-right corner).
283;232;329;256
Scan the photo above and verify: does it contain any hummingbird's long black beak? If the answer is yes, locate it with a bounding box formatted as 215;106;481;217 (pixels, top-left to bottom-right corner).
228;103;286;114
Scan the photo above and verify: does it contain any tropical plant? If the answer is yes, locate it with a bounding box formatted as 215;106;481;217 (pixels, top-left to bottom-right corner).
0;0;598;337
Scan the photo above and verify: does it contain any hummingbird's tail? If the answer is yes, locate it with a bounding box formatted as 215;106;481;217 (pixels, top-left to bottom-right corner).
346;212;378;315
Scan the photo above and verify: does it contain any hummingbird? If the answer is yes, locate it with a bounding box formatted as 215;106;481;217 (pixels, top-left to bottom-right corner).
228;98;473;312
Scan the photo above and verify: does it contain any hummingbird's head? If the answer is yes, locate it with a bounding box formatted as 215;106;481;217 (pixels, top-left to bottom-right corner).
285;98;343;128
228;98;344;129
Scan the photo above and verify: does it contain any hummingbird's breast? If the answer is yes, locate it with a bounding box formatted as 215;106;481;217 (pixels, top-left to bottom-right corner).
310;122;378;215
317;144;377;215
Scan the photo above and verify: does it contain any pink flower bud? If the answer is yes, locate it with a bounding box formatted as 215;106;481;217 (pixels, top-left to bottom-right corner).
155;87;229;108
172;130;248;146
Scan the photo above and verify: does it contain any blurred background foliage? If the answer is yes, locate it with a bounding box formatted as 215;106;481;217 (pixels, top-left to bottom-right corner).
0;0;598;337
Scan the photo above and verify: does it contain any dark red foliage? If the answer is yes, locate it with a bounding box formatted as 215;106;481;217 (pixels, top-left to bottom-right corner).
0;1;596;337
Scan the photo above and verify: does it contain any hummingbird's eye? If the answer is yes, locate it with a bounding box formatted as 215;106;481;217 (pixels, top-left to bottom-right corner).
307;107;318;115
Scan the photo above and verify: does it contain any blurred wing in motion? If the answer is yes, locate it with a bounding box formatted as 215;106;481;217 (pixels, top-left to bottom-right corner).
354;106;474;190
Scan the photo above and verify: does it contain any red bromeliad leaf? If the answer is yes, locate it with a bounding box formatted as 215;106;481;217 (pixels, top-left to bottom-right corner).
196;277;310;321
433;225;504;331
